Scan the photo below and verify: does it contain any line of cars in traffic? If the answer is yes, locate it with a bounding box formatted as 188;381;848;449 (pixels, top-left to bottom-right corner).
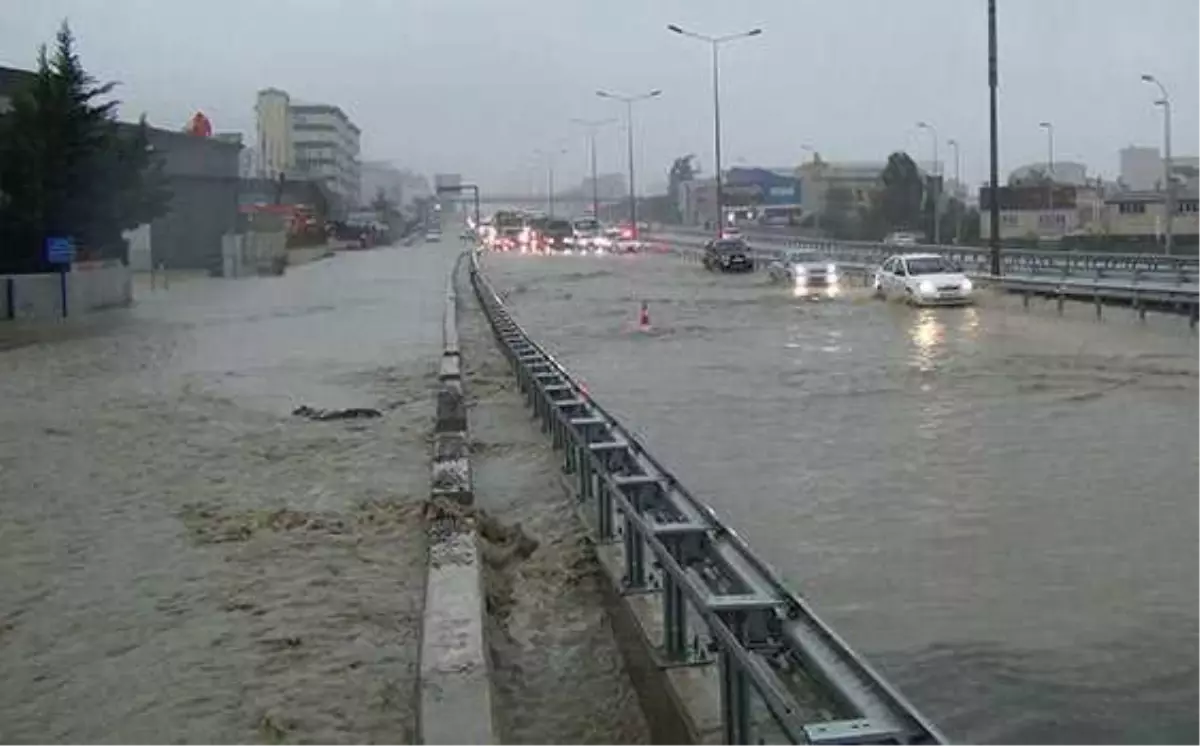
476;210;646;255
700;234;975;306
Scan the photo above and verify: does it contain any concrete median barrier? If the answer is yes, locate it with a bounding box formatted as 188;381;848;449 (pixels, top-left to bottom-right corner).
419;251;495;745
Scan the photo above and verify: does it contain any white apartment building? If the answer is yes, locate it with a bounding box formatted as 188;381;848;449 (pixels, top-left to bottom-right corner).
254;88;361;208
290;102;361;207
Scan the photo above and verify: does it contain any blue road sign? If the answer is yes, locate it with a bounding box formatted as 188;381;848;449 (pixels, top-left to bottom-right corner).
46;236;75;265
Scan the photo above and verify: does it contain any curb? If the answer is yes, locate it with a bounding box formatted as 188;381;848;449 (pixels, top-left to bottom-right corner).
417;252;495;745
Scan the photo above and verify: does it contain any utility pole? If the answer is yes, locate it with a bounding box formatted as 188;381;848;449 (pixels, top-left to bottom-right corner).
988;0;1002;276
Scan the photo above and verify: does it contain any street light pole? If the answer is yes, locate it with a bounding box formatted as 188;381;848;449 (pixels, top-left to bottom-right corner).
800;143;821;233
988;0;1002;276
1039;121;1055;226
534;147;567;218
1142;74;1173;255
668;24;763;237
597;89;662;237
572;117;617;219
947;138;961;243
917;121;940;244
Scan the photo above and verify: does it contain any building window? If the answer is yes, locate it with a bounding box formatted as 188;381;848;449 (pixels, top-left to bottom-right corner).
1002;213;1019;226
1117;202;1147;214
1177;200;1198;214
1038;213;1067;227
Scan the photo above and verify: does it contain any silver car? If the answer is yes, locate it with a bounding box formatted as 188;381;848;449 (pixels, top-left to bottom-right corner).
766;249;839;289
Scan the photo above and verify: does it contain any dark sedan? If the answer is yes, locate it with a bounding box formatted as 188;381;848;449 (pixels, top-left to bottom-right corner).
702;238;755;272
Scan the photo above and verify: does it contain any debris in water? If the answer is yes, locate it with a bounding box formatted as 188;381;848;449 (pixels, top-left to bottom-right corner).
292;405;382;421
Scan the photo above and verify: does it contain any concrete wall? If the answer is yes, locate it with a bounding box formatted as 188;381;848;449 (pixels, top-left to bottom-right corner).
138;126;243;272
150;176;241;272
2;260;131;321
220;232;287;278
125;224;153;271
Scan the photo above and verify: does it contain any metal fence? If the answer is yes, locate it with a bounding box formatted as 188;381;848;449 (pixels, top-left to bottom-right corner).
660;226;1199;285
467;249;945;745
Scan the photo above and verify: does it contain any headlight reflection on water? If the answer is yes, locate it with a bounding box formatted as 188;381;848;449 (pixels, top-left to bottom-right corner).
909;309;945;372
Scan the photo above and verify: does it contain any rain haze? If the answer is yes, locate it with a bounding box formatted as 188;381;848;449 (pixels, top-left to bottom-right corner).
1;0;1197;190
1;2;1198;745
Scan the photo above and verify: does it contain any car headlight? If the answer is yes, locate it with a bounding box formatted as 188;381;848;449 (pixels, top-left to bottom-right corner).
794;264;807;275
919;280;936;295
826;263;836;274
961;278;973;292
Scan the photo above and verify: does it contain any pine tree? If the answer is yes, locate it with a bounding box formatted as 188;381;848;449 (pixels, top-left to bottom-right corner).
0;20;169;272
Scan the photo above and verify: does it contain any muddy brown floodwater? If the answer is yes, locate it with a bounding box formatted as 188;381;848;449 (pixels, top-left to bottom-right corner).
479;250;1198;745
456;267;650;745
0;244;455;743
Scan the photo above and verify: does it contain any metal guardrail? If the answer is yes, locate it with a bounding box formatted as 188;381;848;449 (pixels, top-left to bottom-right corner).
467;249;945;745
660;226;1199;285
654;233;1200;326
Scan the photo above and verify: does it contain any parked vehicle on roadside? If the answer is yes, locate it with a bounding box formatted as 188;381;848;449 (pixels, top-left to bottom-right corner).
703;238;755;272
873;253;974;306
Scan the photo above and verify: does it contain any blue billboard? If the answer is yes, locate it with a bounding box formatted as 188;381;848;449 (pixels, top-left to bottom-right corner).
723;167;801;207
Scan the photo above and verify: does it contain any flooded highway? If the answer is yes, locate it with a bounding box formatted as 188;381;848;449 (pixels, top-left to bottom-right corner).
0;244;455;742
479;250;1199;745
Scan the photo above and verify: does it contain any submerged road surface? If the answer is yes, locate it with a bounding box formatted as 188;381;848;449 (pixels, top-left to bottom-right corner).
479;250;1199;745
0;243;455;742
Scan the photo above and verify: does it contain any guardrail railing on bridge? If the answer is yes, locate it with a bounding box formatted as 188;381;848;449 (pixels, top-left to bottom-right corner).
467;249;945;745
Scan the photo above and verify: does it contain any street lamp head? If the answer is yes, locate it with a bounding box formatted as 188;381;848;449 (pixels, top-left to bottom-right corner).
746;28;763;36
667;24;684;34
595;90;611;99
1141;73;1156;83
1039;121;1052;128
917;121;929;129
649;89;663;98
1154;98;1168;107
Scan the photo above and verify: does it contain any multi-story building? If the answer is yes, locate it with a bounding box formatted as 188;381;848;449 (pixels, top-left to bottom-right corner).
796;159;888;222
1101;189;1200;240
979;184;1101;241
254;88;361;210
290;102;361;208
255;88;292;180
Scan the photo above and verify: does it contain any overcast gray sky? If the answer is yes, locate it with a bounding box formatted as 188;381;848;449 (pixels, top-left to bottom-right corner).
2;0;1197;194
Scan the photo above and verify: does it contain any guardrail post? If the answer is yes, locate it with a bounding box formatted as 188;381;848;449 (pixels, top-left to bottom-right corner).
622;484;647;590
719;611;753;745
597;478;613;540
661;535;688;661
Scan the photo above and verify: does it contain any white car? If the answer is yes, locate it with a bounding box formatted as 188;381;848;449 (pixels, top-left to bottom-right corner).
884;231;920;247
873;253;974;306
766;249;839;289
